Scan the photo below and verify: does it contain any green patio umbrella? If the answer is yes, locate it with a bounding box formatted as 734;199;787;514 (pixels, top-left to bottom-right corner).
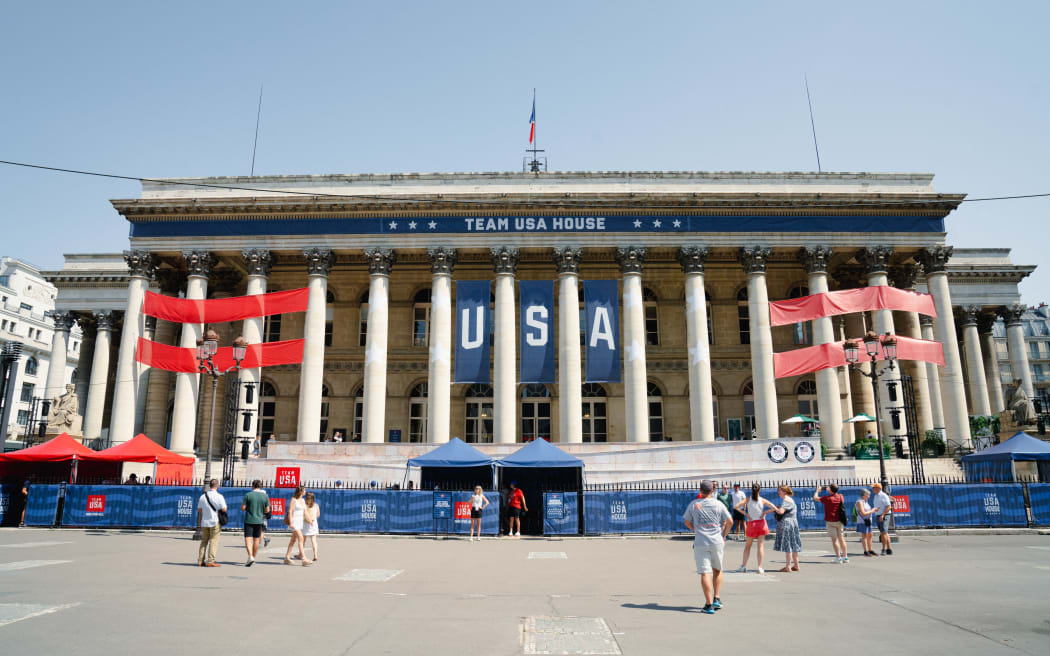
782;414;817;424
844;413;877;423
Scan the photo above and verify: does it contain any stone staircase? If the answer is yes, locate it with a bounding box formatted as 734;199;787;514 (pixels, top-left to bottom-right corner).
850;456;963;481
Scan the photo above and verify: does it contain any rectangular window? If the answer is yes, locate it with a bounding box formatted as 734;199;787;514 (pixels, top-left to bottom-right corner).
413;306;429;347
707;307;714;346
712;398;720;438
644;305;659;346
20;383;33;402
648;400;663;441
16;410;28;426
738;306;750;345
264;314;282;343
324;321;333;347
1030;342;1041;359
20;302;32;312
359;305;369;347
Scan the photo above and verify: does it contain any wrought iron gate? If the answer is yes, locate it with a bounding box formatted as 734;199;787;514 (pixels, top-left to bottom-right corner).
900;373;926;484
221;378;244;482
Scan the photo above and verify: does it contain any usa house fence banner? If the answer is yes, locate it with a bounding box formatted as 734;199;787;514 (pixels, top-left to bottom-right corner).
455;280;492;384
519;281;556;383
583;280;621;383
543;492;579;535
1029;484;1050;526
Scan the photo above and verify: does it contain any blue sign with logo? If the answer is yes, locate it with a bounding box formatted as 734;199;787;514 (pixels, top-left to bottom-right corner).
583;280;621;383
544;493;564;520
519;280;555;383
454;280;492;384
433;491;452;519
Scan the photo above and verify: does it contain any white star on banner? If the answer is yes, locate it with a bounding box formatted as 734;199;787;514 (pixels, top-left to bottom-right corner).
633;219;642;228
428;221;438;230
429;340;448;365
623;288;642;311
685;289;705;313
388;221;398;230
672;219;682;228
689;341;710;365
408;221;417;230
365;344;386;367
626;340;645;362
652;219;662;228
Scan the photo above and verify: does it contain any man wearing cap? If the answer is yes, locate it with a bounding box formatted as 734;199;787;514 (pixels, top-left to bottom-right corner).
683;480;733;615
871;484;893;555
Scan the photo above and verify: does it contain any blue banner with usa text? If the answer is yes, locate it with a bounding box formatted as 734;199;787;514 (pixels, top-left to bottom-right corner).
583;280;620;383
519;281;555;383
455;280;491;383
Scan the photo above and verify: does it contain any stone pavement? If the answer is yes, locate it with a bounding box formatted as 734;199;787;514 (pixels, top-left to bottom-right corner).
0;529;1048;655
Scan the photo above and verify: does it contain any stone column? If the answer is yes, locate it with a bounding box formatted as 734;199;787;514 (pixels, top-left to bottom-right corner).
837;317;857;442
799;247;844;455
960;305;992;416
554;247;583;443
133;317;155;434
238;250;271;442
142;272;182;443
297;248;333;442
492;247;519;444
917;246;972;446
1001;303;1034;398
920;316;946;431
427;248;456;444
616;246;649;443
44;311;76;401
74;323;94;415
83;312;115;440
978;313;1006;413
362;248;394;443
678;246;715;442
168;251;214;455
858;246;906;440
738;247;778;439
845;313;877;431
889;264;935;437
110;250;157;446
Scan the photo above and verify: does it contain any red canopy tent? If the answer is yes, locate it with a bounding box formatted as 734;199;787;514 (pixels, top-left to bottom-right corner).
79;434;195;484
0;433;99;482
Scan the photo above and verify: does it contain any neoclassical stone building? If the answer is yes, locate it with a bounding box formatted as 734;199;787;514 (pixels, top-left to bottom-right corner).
41;171;1037;458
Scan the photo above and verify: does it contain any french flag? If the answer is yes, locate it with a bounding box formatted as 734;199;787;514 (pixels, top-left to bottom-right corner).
528;94;536;143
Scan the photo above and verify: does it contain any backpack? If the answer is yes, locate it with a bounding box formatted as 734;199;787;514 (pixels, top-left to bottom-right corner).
836;495;849;525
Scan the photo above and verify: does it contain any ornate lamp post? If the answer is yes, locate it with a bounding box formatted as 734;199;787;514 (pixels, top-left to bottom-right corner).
844;331;898;490
196;330;248;484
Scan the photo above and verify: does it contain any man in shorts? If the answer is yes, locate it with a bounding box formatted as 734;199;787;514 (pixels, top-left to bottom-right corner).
871;483;893;555
683;480;733;615
507;482;527;537
241;480;270;567
814;484;848;563
730;483;748;540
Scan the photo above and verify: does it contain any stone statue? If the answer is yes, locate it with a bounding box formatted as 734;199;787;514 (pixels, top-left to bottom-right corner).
46;383;80;433
1007;380;1036;427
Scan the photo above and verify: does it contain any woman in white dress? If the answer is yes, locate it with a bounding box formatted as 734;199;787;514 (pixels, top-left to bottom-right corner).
469;485;489;541
302;491;321;562
283;486;309;566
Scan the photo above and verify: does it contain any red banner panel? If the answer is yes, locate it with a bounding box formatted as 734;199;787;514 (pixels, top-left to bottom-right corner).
892;495;911;514
275;467;300;489
455;502;472;520
143;288;309;324
135;337;304;373
773;335;945;378
769;286;936;327
269;498;286;516
87;494;106;514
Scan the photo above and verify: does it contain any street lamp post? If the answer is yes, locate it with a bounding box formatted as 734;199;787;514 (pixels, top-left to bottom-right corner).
844;331;898;491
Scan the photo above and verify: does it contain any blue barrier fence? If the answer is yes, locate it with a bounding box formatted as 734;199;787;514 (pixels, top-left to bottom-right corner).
0;484;16;526
25;484;61;526
1029;484;1050;526
543;492;579;535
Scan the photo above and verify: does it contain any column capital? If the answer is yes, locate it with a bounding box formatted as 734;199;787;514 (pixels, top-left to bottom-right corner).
181;250;216;278
93;311;116;332
920;314;934;328
303;247;335;276
677;245;709;274
144;316;157;334
1000;302;1027;326
977;312;998;335
857;246;893;275
490;246;520;275
240;249;274;277
615;246;646;274
46;310;77;332
888;263;920;289
960;305;981;326
364;247;395;276
738;246;771;274
427;247;457;275
123;249;157;280
917;245;953;274
552;246;583;274
798;246;833;274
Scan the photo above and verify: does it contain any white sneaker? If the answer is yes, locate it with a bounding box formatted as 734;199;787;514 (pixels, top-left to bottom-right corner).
514;532;521;537
734;566;746;573
757;567;765;574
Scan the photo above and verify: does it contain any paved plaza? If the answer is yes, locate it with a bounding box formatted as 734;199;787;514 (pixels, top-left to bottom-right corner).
0;528;1048;655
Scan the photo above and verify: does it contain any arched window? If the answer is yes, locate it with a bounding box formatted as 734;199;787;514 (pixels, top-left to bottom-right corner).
319;384;331;440
358;290;369;347
325;290;336;347
581;383;607;443
520;384;551;442
260;382;277;438
351;386;363;441
647;381;664;441
409;383;428;443
413;289;431;347
464;384;493;443
787;285;812;345
25;357;38;376
643;287;659;346
797;379;819;425
742;382;755;440
737;288;750;345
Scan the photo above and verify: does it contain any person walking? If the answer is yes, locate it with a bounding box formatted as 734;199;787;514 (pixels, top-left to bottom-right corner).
507;482;527;537
241;480;270;567
683;480;733;615
302;492;321;563
196;479;226;568
469;485;489;541
283;486;309;566
773;485;802;572
251;436;260;456
871;483;894;555
855;489;878;557
814;484;849;563
734;484;776;573
730;483;748;540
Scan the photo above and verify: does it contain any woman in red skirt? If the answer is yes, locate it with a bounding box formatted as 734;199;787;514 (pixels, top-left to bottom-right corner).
734;484;777;574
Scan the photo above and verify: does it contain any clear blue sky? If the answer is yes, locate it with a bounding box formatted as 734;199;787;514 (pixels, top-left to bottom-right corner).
2;2;1048;297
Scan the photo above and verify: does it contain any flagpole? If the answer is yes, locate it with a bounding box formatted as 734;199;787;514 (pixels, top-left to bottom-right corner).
532;88;536;156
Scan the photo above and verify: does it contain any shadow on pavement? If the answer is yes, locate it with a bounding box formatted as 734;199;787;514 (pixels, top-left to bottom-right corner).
622;602;703;613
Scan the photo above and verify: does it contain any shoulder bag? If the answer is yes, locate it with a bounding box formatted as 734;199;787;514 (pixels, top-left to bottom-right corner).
204;491;228;527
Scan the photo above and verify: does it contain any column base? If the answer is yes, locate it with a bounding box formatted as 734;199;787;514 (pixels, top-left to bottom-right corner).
825;447;847;460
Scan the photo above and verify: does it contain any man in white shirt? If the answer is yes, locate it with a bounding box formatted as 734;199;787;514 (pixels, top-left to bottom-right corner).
871;483;893;555
730;483;747;539
683;480;733;615
196;479;227;567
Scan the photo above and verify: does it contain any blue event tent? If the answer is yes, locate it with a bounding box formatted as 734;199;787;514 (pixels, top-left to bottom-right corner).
496;438;584;468
961;432;1050;482
405;437;496;489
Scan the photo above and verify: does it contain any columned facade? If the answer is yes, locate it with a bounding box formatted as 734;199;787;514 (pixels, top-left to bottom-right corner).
44;311;76;401
427;247;456;444
362;248;394;444
678;246;714;442
959;305;992;416
554;247;583;444
83;311;115;439
858;246;905;440
492;247;519;444
920;316;947;431
238;249;271;441
799;246;843;454
110;250;156;447
739;247;778;440
168;251;213;455
978;312;1006;413
298;248;334;443
616;246;649;443
1002;303;1035;398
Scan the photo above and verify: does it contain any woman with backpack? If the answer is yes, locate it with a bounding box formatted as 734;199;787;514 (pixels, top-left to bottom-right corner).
733;484;776;574
773;485;802;573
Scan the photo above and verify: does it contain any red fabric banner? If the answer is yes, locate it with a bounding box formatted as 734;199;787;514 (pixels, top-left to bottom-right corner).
769;286;936;327
135;337;305;373
773;335;946;378
142;288;309;323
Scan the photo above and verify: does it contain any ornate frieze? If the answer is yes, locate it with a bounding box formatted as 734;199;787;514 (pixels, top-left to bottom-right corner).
917;245;953;274
363;248;395;276
490;246;520;275
738;246;771;274
303;248;335;276
677;245;709;274
241;249;274;277
798;246;833;274
427;247;457;275
552;247;583;274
